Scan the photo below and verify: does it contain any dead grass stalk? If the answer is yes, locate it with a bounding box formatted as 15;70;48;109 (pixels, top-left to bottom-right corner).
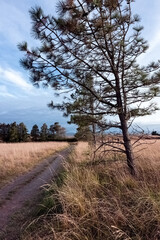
0;142;68;186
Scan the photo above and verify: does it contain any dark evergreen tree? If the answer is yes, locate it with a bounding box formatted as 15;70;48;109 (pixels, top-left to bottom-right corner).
67;88;102;144
53;122;66;139
151;130;159;136
40;123;48;141
19;0;160;175
9;122;19;142
18;122;28;142
0;123;10;142
48;124;55;140
31;124;40;141
75;125;93;141
58;126;66;138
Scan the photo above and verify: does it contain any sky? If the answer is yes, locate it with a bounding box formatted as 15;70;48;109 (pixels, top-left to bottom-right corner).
0;0;160;134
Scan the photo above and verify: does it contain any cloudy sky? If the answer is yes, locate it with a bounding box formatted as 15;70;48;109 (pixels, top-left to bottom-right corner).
0;0;160;133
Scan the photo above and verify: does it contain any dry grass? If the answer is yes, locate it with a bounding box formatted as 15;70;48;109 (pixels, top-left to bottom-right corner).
23;140;160;240
0;142;68;187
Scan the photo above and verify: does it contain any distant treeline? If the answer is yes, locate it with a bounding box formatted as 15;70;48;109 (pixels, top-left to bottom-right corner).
0;122;67;142
152;130;160;136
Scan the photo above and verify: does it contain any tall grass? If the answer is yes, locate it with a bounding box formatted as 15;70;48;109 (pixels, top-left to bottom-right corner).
0;142;68;186
24;141;160;240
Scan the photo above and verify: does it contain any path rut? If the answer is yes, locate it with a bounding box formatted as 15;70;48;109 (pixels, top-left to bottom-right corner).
0;146;72;239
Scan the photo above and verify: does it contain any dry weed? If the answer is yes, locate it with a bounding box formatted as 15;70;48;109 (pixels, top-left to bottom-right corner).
0;142;68;186
23;140;160;240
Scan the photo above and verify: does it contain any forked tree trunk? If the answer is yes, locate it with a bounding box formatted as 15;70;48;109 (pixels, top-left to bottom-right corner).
119;114;136;176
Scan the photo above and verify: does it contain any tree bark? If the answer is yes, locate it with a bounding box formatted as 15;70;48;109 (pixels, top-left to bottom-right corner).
119;114;136;176
91;122;96;146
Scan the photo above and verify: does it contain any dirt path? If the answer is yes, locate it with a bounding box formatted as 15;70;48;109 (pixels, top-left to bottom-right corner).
0;146;73;239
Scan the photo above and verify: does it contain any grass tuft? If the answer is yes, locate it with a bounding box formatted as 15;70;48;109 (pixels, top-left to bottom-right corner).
23;141;160;240
0;142;68;187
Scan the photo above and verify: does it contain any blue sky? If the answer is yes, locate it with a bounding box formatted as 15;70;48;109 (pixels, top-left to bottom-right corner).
0;0;160;133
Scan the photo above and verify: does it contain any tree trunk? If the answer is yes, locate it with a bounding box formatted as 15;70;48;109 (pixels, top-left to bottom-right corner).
119;114;136;176
92;123;96;146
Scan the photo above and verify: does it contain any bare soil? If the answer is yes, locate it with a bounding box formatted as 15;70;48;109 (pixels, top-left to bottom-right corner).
0;146;73;240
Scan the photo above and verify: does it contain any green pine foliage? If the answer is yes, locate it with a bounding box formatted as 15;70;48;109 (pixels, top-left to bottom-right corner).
31;124;40;141
0;122;66;142
18;0;160;174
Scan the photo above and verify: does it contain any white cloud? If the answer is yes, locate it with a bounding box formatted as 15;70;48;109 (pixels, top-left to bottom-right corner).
138;29;160;65
0;67;33;91
0;64;59;101
135;112;160;125
0;65;58;110
0;85;17;98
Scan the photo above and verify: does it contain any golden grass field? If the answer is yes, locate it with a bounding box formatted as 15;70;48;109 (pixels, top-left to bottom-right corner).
0;141;68;187
23;139;160;240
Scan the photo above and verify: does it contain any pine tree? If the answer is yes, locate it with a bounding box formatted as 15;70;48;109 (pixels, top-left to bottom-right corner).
48;124;56;140
18;122;28;142
31;124;40;141
75;125;93;141
19;0;160;175
0;123;10;142
64;76;102;144
9;122;19;142
53;122;66;139
40;123;48;141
